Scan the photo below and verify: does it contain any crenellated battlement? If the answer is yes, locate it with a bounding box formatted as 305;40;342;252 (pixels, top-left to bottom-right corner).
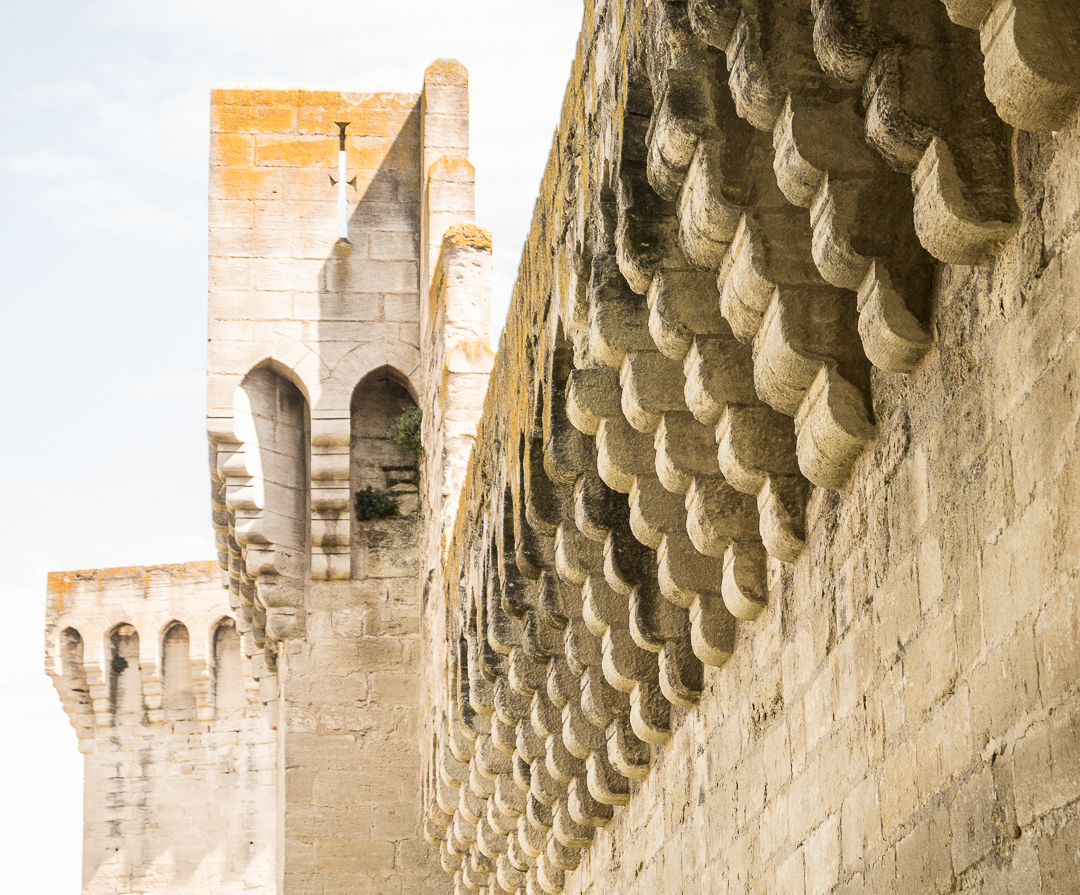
46;562;261;743
46;562;277;894
47;10;1080;895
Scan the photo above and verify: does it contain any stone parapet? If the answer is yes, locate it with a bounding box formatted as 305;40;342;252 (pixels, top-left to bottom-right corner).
421;2;1080;894
46;562;262;736
45;562;275;895
419;222;495;845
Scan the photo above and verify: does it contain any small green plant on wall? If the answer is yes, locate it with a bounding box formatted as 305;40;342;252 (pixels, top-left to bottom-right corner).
111;654;129;675
354;486;400;522
389;406;423;457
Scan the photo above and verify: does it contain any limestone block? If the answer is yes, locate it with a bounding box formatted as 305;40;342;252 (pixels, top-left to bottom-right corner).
895;804;954;894
980;0;1080;132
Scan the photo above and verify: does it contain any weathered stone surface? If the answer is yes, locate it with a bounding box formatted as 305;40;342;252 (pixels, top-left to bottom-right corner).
46;563;275;895
420;4;1080;895
49;11;1080;895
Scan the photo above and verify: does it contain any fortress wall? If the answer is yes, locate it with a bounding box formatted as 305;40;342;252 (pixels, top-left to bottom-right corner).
205;77;472;895
423;2;1080;894
417;221;495;859
563;123;1080;895
45;562;275;895
207;85;424;598
46;11;1080;894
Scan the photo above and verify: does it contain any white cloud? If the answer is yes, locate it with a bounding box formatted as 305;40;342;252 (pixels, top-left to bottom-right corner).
3;152;197;238
127;370;204;397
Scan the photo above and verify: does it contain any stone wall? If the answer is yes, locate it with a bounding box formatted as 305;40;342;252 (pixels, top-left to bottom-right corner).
418;222;495;851
563;148;1080;895
203;69;480;895
421;2;1080;894
46;10;1080;894
45;562;275;895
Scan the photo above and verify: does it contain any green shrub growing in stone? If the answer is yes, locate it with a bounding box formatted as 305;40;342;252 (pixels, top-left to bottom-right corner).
354;486;400;522
389;406;423;456
111;655;129;675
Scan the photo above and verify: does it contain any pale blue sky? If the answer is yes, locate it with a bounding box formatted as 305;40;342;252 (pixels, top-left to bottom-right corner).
0;2;582;890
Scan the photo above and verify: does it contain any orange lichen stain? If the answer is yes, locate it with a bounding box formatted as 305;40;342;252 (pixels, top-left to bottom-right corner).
424;58;469;87
297;106;416;139
48;562;218;588
213;134;255;167
47;561;218;609
282;168;336;201
255;135;338;167
445;340;495;375
296;89;418;110
346;137;395;171
348;136;419;173
47;572;73;612
212;87;300;107
429;156;474;184
345;137;394;172
443;222;492;251
212;103;296;135
213;167;282;200
427;226;492;327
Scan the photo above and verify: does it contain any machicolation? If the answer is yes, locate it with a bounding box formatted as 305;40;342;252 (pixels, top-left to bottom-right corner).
48;3;1080;894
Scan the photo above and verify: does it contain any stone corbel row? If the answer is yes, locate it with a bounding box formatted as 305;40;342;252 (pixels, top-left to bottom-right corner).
421;1;1080;890
423;305;784;893
628;2;879;500
310;416;352;582
656;0;931;374
208;419;305;680
686;0;1032;266
424;462;653;894
49;661;98;744
419;10;787;890
208;422;254;642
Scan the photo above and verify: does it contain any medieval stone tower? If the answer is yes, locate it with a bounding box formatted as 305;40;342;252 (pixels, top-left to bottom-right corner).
45;562;276;894
50;3;1080;894
50;60;489;895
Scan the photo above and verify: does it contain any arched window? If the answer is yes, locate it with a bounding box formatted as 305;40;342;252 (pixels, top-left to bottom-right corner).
237;363;310;565
108;624;143;724
212;618;246;713
161;622;196;721
60;627;92;715
349;366;420;574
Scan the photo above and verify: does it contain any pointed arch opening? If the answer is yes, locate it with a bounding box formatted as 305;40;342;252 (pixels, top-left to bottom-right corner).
237;362;311;575
212;617;247;714
349;365;421;575
161;622;196;721
60;627;92;716
107;623;143;724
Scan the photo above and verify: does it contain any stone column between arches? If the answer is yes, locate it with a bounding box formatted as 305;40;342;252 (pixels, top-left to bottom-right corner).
275;392;442;895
